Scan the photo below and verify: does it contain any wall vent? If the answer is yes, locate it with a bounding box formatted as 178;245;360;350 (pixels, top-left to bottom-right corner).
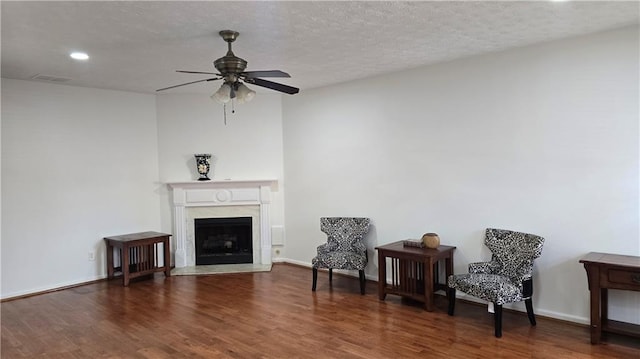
30;74;71;83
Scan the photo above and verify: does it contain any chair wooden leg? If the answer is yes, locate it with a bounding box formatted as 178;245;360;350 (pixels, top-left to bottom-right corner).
494;303;503;338
312;268;318;291
329;268;333;283
448;288;456;316
525;298;536;326
359;270;366;295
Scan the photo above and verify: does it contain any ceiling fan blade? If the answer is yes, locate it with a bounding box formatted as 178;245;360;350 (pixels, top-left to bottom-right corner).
246;78;299;95
176;70;220;75
156;77;220;92
242;70;290;78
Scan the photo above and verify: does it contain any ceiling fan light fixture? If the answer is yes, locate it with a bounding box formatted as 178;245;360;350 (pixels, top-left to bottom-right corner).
235;83;256;104
211;83;232;103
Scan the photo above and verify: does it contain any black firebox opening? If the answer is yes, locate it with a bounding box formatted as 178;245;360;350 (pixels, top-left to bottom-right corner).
194;217;253;265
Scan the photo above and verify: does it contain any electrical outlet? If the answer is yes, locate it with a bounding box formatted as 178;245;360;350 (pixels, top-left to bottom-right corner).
88;251;95;261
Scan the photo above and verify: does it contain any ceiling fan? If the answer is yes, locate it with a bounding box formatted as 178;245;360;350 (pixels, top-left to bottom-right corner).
156;30;299;102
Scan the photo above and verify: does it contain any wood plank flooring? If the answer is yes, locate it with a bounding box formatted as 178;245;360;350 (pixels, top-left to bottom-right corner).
2;264;639;358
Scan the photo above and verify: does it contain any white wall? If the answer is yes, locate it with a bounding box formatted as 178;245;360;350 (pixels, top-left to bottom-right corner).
1;79;161;298
282;26;639;324
155;93;286;261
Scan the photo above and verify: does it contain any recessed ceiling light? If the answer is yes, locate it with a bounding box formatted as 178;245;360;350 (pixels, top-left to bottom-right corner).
70;52;89;60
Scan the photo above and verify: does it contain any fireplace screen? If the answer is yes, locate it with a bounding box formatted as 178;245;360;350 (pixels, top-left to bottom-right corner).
194;217;253;265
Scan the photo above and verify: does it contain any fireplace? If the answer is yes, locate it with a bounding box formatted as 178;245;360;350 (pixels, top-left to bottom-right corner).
168;179;277;269
195;217;252;265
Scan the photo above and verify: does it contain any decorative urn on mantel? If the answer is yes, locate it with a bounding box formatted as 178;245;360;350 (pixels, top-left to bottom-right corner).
194;154;212;181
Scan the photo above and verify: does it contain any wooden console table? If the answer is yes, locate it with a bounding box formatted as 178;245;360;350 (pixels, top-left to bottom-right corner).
579;252;640;344
376;241;455;311
104;231;172;286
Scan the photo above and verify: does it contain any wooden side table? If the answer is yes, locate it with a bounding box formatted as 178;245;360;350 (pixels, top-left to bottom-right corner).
579;252;640;344
376;241;455;311
104;231;172;286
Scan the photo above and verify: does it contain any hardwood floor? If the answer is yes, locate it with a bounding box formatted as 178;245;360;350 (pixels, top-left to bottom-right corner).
2;264;639;358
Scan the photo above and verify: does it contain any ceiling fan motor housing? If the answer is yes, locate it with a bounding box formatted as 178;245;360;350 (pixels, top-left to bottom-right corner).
214;56;247;79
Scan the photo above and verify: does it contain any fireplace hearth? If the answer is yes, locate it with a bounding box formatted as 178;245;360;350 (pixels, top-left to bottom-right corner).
195;217;252;265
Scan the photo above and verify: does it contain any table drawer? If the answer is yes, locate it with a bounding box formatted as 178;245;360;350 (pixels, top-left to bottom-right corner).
607;269;640;287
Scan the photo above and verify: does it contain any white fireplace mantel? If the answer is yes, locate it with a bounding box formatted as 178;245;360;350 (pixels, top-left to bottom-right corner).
168;179;277;268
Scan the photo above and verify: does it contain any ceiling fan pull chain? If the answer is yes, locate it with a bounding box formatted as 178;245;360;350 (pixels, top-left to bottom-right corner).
223;103;227;125
231;100;236;114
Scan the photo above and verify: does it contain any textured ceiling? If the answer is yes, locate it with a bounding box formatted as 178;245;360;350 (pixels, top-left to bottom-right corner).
1;1;638;95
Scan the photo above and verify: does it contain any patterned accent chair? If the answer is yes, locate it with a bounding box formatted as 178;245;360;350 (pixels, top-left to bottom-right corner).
312;217;371;295
447;228;545;337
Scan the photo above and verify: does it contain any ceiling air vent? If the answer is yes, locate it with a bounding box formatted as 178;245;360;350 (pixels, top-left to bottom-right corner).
31;74;71;83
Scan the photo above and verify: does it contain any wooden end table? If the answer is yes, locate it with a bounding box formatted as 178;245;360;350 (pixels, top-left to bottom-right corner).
104;231;172;286
376;241;455;311
579;252;640;344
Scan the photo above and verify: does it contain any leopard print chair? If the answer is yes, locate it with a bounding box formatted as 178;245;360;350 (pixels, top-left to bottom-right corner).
311;217;371;295
447;228;545;337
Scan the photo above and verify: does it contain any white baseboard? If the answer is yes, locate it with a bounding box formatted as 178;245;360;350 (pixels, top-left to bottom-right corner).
1;274;107;300
277;258;310;267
